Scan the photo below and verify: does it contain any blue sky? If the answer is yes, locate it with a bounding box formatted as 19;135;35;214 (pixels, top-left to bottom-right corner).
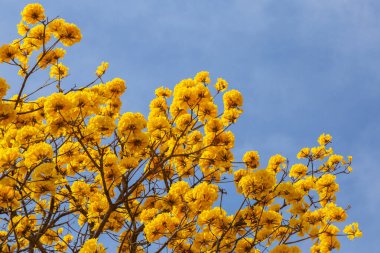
1;0;379;252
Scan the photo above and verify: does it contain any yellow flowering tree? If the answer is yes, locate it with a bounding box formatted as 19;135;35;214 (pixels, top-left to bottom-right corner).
0;3;361;253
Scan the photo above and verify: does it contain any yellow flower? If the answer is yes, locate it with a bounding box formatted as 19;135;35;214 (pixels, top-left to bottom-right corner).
319;225;340;251
267;154;286;173
26;24;51;50
234;169;249;193
16;125;44;145
293;176;315;193
17;21;30;36
155;86;172;98
88;193;109;224
197;101;218;122
59;23;82;46
54;241;68;252
23;142;53;167
205;119;223;135
105;78;126;97
119;156;139;172
71;180;91;201
44;92;73;119
149;97;168;114
79;238;106;253
261;210;282;229
144;213;180;242
316;174;338;192
96;61;109;77
0;77;10;98
269;244;301;253
50;63;69;79
194;82;212;100
214;77;228;92
88;115;115;137
64;234;74;243
318;133;332;146
21;3;45;24
194;71;211;84
238;170;276;200
223;89;243;110
48;18;65;34
174;86;197;109
9;215;37;237
0;185;21;209
40;229;60;245
38;48;66;69
296;147;310;159
193;231;214;251
235;238;258;253
343;222;362;240
0;44;18;63
222;108;243;125
243;151;260;169
0;147;20;171
289;163;308;179
324;203;347;222
168;180;190;198
0;102;16;126
184;182;219;211
311;145;333;160
175;113;194;132
47;19;82;46
30;163;58;198
147;115;170;134
316;174;339;206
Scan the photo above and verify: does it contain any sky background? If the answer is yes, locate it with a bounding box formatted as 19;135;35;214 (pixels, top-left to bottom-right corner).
1;0;379;252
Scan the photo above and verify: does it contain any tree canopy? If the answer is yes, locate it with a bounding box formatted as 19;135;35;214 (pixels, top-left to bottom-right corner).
0;3;361;253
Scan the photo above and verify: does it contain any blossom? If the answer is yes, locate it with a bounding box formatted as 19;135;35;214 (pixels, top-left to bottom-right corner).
21;3;45;24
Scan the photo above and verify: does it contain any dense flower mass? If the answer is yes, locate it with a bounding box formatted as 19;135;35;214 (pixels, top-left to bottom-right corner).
0;3;361;253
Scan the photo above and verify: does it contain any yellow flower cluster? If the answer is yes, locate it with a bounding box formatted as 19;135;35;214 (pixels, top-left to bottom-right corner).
0;3;81;82
344;222;362;240
21;3;45;24
79;239;106;253
96;61;109;77
0;3;361;253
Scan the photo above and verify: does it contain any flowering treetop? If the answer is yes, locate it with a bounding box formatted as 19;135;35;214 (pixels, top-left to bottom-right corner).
0;3;361;253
